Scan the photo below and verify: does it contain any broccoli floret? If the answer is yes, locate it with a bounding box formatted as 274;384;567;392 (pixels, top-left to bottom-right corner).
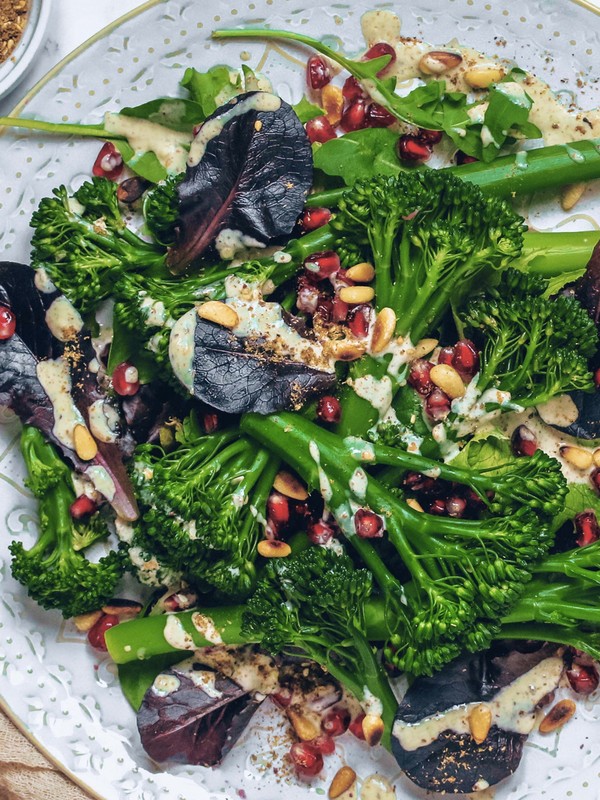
143;175;182;246
10;427;125;619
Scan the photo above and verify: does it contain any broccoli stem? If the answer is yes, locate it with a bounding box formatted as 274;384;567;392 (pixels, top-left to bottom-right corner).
519;230;600;277
0;118;116;139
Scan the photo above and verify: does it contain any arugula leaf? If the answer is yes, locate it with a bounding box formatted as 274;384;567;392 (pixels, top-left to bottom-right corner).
293;96;324;124
553;481;600;531
108;312;159;384
180;65;242;118
313;128;406;184
120;98;204;132
118;654;183;710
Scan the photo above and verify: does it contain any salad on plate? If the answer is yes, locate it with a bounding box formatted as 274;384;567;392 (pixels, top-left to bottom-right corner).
1;7;600;797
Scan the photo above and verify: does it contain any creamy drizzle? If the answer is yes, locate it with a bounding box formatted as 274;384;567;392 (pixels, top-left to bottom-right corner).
104;112;193;173
163;614;195;651
85;466;116;502
360;773;396;800
36;358;85;450
191;612;224;645
168;308;197;391
88;399;120;443
44;296;84;342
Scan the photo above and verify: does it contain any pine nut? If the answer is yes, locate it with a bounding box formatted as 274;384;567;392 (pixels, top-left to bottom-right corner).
329;766;357;799
288;709;320;741
322;83;344;126
539;699;576;734
73;610;102;632
560;445;593;471
464;65;505;89
468;703;492;744
371;307;397;354
346;262;375;283
561;182;585;211
197;301;239;329
73;424;98;461
593;449;600;468
430;364;465;399
418;50;463;75
327;339;367;361
339;286;375;304
257;540;292;558
273;470;309;501
362;713;385;746
406;498;424;513
101;600;143;619
412;338;438;358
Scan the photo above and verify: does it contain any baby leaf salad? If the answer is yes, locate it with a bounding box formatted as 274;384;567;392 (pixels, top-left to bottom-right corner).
3;12;600;796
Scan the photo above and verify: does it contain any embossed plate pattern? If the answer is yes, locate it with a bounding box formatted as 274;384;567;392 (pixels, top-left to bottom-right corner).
0;0;599;798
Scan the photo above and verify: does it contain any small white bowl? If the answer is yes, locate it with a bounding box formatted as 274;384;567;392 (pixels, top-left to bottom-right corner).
0;0;52;101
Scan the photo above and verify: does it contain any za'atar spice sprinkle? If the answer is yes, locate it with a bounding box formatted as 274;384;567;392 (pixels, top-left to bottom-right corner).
0;0;29;64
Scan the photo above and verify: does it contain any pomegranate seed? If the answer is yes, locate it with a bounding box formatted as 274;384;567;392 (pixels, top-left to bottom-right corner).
332;295;349;323
347;304;372;338
70;495;98;520
342;76;364;103
307;56;331;89
574;510;600;547
322;708;350;737
341;97;369;132
163;589;198;612
417;128;443;145
397;135;432;162
364;42;397;74
92;142;124;181
306;116;337;144
203;413;219;434
456;150;478;165
595;366;600;388
425;388;451;421
407;359;434;395
453;339;479;378
465;488;487;510
315;298;334;324
87;613;119;651
511;425;538;458
437;346;455;366
299;207;332;232
267;491;290;525
366;102;396;127
404;472;437;494
429;498;448;515
348;713;366;739
297;280;321;314
289;742;323;777
311;734;335;755
112;361;140;396
307;519;335;545
304;250;341;280
566;663;599;694
591;468;600;494
446;496;467;518
0;305;16;340
316;395;342;424
354;508;384;538
272;688;293;707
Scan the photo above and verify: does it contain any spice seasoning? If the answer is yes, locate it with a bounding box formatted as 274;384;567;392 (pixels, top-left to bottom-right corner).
0;0;29;64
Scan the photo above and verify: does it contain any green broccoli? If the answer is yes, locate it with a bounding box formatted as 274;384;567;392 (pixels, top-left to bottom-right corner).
143;174;182;246
10;426;125;619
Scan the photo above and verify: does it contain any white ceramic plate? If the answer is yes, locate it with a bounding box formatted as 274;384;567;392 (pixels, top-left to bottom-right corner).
1;1;600;798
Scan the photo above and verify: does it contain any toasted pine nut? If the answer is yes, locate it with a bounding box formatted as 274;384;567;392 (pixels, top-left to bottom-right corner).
539;699;576;734
329;766;357;799
561;182;586;211
339;286;375;305
469;703;492;744
273;470;309;501
73;424;98;461
371;307;397;354
406;497;424;513
101;600;143;619
322;83;344;126
197;301;239;330
430;364;465;399
362;713;385;746
327;339;367;362
73;610;103;632
412;338;438;359
593;449;600;468
257;540;292;558
418;50;463;75
464;65;505;89
288;709;320;741
560;445;593;471
346;262;375;282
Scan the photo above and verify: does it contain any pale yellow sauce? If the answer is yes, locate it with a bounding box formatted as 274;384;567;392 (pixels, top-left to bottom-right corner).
361;773;396;800
104;112;193;174
36;358;85;450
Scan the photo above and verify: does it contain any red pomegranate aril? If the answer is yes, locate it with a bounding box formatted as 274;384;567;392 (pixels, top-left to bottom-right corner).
397;134;432;162
87;614;119;651
272;688;293;708
429;498;447;515
592;468;600;494
289;742;324;777
342;75;364;102
332;295;349;323
267;491;290;525
349;713;366;739
322;707;350;737
70;495;98;520
0;305;16;340
304;250;341;280
307;519;335;545
366;102;396;127
364;42;397;73
437;346;455;366
306;116;337;144
307;55;331;89
341;97;369;132
203;413;219;434
456;150;478;165
347;304;372;338
354;508;384;538
317;395;342;424
311;734;335;755
315;298;334;324
595;367;600;388
446;496;467;518
299;207;332;232
408;359;434;395
404;471;437;494
511;425;538;458
566;663;599;694
92;142;124;181
574;510;600;547
426;388;451;421
417;128;443;145
453;339;479;378
112;361;140;396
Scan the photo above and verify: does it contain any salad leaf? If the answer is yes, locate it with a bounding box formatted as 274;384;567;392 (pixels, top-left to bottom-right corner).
293;95;324;123
313;128;405;184
120;98;204;132
180;65;242;118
